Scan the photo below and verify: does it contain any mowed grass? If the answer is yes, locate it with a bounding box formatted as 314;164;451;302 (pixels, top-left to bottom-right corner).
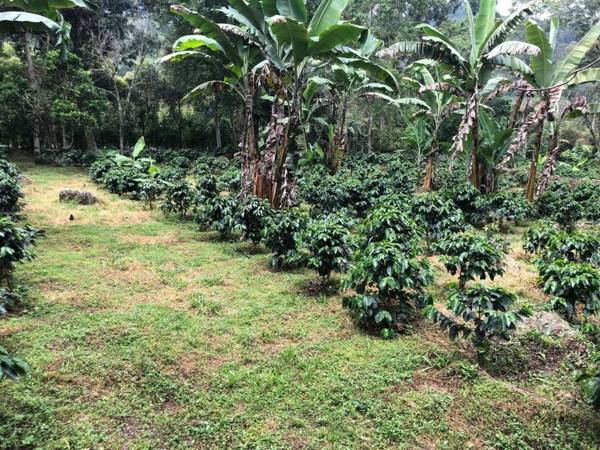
1;163;599;449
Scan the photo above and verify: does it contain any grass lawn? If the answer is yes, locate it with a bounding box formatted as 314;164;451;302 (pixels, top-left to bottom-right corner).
1;163;599;449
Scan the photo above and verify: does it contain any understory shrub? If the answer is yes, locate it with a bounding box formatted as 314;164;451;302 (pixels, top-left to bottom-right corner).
536;187;582;230
436;231;506;289
0;345;28;381
0;166;23;216
522;220;560;255
544;231;600;265
0;217;40;289
538;259;600;320
195;175;219;205
262;208;309;268
428;285;522;345
161;180;193;218
343;240;432;337
579;352;600;409
444;182;481;222
102;166;145;195
360;204;422;250
236;196;274;244
0;288;21;316
89;155;117;183
295;215;355;282
475;191;530;228
412;193;466;246
195;196;239;239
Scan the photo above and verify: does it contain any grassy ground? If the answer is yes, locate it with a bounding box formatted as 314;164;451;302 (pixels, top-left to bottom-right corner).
1;163;599;449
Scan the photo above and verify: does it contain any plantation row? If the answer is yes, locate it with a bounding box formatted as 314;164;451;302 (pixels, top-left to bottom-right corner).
88;144;600;409
0;159;40;380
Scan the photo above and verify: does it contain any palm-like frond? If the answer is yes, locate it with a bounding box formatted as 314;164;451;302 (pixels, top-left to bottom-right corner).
486;41;540;59
481;5;534;56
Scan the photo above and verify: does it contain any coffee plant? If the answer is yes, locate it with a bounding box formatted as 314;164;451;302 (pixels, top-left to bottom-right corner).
522;220;560;255
195;196;239;239
161;180;193;218
543;231;600;265
429;285;521;344
236;196;274;244
0;217;40;290
538;259;600;320
579;352;600;409
295;216;355;282
536;188;582;230
262;208;308;268
343;240;432;337
0;345;28;381
360;205;422;250
412;193;466;245
436;232;506;289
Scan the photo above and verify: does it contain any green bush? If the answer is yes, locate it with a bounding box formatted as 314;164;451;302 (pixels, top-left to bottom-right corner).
0;169;23;217
522;220;560;255
444;182;481;222
544;231;600;264
579;352;600;409
360;204;422;250
0;217;39;289
89;156;117;183
475;191;530;228
218;167;241;192
0;345;28;381
0;288;21;316
262;208;308;268
194;175;219;206
429;285;521;344
343;240;432;337
156;166;187;184
296;215;355;281
195;196;239;239
436;231;506;289
412;192;466;245
538;259;600;320
161;180;193;218
236;196;274;244
102;166;145;195
536;188;582;230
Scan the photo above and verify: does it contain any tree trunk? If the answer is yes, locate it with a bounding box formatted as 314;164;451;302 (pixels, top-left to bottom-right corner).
525;121;544;202
535;123;561;198
215;96;222;150
469;106;480;190
240;77;257;198
61;123;68;151
84;127;97;152
422;123;439;191
24;32;41;156
508;91;525;129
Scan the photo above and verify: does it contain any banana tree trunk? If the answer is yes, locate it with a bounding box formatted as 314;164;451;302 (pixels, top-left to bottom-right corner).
469;106;480;190
329;101;348;174
535;123;560;198
422;124;439;191
240;78;257;198
254;97;284;204
525;121;544;202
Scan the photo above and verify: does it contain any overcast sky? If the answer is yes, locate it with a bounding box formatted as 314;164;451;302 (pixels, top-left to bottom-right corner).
497;0;512;16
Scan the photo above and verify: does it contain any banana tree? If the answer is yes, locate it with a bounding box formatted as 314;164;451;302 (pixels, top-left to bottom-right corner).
396;62;462;190
158;4;268;198
325;63;396;173
219;0;397;207
377;0;537;190
496;17;600;199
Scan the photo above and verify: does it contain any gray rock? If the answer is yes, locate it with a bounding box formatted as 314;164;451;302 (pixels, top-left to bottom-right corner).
517;311;576;338
59;189;98;205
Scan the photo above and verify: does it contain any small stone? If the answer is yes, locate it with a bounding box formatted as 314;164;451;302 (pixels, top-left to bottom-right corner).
59;189;98;205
